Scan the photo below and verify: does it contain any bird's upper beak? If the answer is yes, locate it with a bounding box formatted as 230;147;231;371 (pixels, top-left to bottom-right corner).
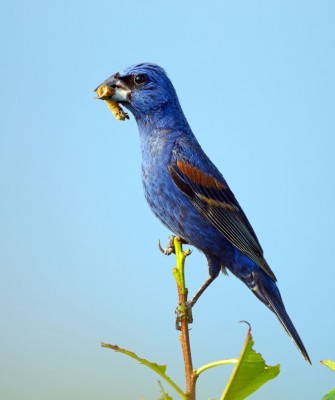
94;74;131;102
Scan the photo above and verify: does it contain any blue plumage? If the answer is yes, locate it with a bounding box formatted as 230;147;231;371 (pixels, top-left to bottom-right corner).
96;63;310;363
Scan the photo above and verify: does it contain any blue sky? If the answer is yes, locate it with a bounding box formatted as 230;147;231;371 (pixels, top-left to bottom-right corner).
1;1;334;399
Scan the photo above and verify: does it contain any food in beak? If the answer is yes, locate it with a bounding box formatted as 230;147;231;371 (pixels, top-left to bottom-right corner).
96;85;129;121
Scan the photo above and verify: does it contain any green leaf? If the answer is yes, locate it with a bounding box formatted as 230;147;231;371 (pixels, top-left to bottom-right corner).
101;343;185;399
158;392;174;400
321;361;335;400
321;388;335;400
220;326;280;400
321;360;335;371
158;381;174;400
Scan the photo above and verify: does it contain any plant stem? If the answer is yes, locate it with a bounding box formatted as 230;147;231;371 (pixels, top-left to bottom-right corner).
178;285;195;398
173;237;197;400
195;359;238;376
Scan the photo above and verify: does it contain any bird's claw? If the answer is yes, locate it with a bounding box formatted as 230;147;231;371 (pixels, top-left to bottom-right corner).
158;236;190;256
158;236;176;255
175;301;193;330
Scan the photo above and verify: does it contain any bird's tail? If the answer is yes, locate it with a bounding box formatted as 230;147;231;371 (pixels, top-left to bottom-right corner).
252;271;311;363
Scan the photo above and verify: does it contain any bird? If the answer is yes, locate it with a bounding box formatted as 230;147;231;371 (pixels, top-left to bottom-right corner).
95;63;310;363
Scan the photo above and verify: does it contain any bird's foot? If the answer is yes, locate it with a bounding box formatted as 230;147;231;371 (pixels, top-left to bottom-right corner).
175;301;193;330
158;236;175;255
158;236;189;256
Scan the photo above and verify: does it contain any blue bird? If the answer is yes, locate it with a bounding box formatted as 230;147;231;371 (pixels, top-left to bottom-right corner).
95;63;310;363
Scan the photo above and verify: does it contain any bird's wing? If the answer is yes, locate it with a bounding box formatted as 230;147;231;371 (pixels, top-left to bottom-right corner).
169;140;276;281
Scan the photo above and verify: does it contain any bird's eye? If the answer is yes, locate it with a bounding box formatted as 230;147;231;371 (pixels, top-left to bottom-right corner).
134;74;147;85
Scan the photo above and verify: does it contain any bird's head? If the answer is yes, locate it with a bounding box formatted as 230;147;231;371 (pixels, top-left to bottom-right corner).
95;63;180;120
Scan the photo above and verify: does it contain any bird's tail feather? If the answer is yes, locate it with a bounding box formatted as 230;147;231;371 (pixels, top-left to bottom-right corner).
253;272;311;364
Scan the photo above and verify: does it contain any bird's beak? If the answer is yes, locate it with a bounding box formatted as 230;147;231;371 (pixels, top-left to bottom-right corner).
94;75;131;102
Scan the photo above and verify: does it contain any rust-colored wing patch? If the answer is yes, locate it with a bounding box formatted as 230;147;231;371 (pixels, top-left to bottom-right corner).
176;160;226;190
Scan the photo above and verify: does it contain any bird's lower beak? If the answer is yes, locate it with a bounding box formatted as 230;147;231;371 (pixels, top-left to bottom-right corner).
94;77;131;102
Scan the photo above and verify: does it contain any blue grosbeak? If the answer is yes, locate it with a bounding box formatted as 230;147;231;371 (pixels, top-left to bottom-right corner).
95;63;310;363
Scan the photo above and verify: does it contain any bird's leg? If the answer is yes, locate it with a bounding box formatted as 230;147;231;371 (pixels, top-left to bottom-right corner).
187;275;217;308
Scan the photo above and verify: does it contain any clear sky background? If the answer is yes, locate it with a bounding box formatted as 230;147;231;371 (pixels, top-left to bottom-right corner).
1;1;334;399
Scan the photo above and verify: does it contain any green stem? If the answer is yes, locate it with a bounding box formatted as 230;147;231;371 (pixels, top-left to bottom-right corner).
173;237;195;400
196;359;238;377
173;238;191;295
